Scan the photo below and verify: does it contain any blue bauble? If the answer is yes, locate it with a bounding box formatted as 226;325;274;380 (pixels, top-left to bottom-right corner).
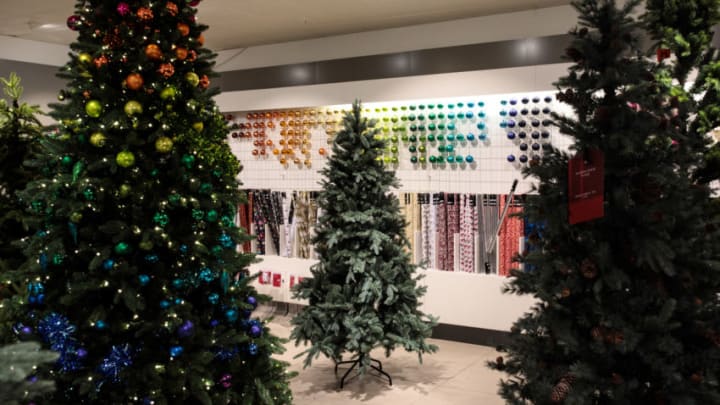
210;319;220;327
519;155;529;163
242;309;253;319
138;274;150;286
160;300;171;309
248;343;258;356
225;309;238;322
247;296;258;308
145;254;159;263
476;122;485;130
174;298;183;305
172;279;184;289
179;244;188;254
249;325;262;338
466;133;475;141
169;345;183;357
465;155;474;163
96;320;107;330
103;259;115;270
507;155;516;162
199;267;213;283
39;253;48;271
506;131;516;140
208;293;220;305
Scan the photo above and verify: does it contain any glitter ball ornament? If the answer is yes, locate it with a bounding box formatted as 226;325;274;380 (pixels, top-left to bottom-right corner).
116;151;135;168
219;373;232;388
124;100;143;116
155;136;173;153
90;132;106;147
248;343;258;356
169;346;183;357
116;2;130;16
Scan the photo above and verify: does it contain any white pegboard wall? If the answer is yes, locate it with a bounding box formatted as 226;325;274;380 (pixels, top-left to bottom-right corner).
227;91;574;194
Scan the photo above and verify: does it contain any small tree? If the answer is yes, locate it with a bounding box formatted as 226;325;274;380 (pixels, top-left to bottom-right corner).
490;1;720;404
0;73;43;343
291;101;437;385
0;342;58;405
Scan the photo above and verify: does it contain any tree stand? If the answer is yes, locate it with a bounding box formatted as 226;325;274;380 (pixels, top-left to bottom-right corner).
334;355;393;388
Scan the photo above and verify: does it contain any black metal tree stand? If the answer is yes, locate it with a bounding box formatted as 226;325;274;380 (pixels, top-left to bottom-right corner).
334;355;393;388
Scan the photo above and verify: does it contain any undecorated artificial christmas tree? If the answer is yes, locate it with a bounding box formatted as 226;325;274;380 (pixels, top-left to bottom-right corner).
0;73;43;342
490;1;720;404
291;101;438;387
3;0;293;403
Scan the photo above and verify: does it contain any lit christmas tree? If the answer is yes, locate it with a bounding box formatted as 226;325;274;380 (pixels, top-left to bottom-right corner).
490;1;720;403
291;101;437;387
5;0;293;403
0;73;43;343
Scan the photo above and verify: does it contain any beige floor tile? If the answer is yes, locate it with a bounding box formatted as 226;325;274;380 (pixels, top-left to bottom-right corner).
263;307;506;405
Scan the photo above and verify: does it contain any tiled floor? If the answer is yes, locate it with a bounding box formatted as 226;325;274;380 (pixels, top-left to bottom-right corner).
263;307;505;405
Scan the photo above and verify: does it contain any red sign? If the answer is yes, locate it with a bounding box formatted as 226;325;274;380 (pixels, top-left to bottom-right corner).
568;149;604;224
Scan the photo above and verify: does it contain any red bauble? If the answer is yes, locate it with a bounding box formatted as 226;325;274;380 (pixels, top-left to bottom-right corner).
198;75;210;89
189;0;201;6
187;50;197;62
93;55;108;68
67;15;82;31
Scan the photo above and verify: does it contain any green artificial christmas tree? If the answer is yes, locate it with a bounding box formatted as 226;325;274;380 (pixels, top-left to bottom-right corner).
0;73;43;339
290;101;438;387
490;1;720;404
0;342;58;405
3;0;293;403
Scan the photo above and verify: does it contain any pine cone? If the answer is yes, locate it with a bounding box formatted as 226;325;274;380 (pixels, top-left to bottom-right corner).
550;380;571;402
581;258;598;279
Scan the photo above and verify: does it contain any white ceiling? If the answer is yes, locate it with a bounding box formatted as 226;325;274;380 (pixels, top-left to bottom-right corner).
1;0;569;50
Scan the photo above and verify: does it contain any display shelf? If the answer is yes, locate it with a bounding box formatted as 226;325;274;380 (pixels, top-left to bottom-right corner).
226;91;573;194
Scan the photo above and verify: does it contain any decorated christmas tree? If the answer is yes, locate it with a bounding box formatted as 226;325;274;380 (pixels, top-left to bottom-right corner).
490;0;720;403
4;0;293;403
290;101;438;386
0;73;43;342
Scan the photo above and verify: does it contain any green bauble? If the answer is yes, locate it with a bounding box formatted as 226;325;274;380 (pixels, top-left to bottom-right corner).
90;132;107;147
155;136;174;153
185;72;200;87
124;100;143;116
114;242;131;255
116;151;136;168
119;184;132;198
160;86;177;100
85;100;103;118
181;154;196;168
61;156;73;166
206;210;219;222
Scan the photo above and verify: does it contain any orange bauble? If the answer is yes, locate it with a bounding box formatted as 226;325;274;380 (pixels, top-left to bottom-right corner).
158;63;175;78
318;147;326;156
145;44;163;60
177;23;190;36
196;34;205;46
137;7;154;21
175;47;188;60
125;73;144;91
165;2;179;16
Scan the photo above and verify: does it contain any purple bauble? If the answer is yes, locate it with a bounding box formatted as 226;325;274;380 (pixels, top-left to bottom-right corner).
117;2;130;16
21;326;33;335
76;348;88;359
66;15;81;31
178;320;195;338
249;324;262;338
246;296;257;309
220;373;232;388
